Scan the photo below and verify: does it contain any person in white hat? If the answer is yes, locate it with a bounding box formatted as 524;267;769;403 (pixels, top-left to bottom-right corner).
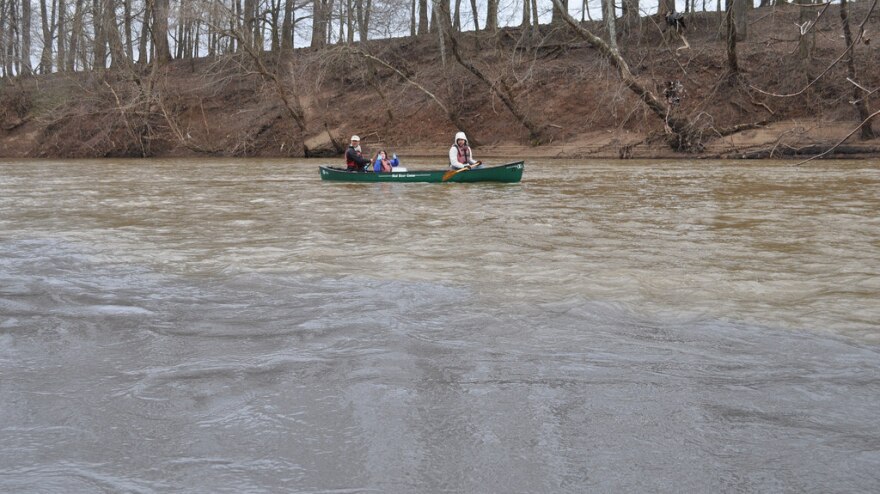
448;131;481;170
345;135;370;172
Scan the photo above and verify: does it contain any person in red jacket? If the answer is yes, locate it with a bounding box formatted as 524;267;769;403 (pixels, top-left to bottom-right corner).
345;135;370;172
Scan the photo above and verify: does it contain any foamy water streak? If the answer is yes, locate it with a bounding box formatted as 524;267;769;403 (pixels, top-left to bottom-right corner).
1;158;879;492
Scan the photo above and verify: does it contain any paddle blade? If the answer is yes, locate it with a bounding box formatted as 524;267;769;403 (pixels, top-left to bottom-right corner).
442;165;470;182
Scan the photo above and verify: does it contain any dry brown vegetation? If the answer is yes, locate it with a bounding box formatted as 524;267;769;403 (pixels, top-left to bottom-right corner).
1;4;878;160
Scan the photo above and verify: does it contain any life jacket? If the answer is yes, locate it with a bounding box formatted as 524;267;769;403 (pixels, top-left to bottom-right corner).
456;144;472;165
346;146;364;170
373;158;392;172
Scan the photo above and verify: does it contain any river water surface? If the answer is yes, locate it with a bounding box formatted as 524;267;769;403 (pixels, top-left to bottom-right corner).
1;158;879;493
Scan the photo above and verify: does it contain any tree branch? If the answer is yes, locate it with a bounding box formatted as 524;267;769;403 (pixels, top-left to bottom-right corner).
795;109;880;166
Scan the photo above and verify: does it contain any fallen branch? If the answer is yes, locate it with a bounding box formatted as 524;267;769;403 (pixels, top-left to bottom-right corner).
714;119;772;138
795;109;880;165
736;144;880;159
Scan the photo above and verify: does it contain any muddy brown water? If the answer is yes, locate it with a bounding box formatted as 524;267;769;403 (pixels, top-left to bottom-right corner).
1;158;879;492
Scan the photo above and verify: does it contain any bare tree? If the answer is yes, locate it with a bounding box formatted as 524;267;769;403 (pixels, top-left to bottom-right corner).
57;0;66;71
281;0;295;51
123;0;132;60
417;0;427;34
356;0;372;42
603;0;618;52
1;0;9;76
104;0;128;68
621;0;639;33
38;0;53;73
22;0;32;74
796;2;819;82
486;0;498;32
138;0;151;63
434;0;546;142
657;0;672;17
840;0;876;139
551;0;568;25
724;0;739;80
312;0;331;47
149;0;173;65
733;0;747;41
549;0;704;151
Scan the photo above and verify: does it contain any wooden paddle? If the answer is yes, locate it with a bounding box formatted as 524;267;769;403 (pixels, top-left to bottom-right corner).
442;161;482;182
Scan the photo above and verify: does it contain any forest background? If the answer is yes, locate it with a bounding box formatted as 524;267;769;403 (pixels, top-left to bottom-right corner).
0;0;878;159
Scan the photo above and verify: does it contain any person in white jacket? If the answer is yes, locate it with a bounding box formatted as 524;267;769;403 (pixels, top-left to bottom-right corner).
448;131;482;169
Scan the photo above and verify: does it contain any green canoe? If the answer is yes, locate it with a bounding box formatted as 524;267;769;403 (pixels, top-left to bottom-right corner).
319;161;524;183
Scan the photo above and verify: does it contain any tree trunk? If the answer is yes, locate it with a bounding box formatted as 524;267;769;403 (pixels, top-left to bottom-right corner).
657;0;673;16
38;0;52;73
22;0;32;74
67;0;84;70
244;0;256;48
520;0;530;29
469;0;479;31
57;0;66;71
11;0;20;75
346;0;354;43
104;0;127;68
840;0;876;139
603;0;618;52
148;0;172;65
551;0;568;25
486;0;498;32
137;3;150;63
725;0;739;79
338;0;346;43
417;0;428;34
621;0;639;33
530;0;539;36
270;0;281;51
361;0;370;37
1;0;8;77
93;0;107;69
796;2;815;82
175;0;184;57
733;0;747;40
281;0;294;51
311;0;328;48
123;0;132;60
355;0;366;41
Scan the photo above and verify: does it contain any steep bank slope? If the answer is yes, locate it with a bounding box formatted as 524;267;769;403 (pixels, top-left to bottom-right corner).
2;5;878;160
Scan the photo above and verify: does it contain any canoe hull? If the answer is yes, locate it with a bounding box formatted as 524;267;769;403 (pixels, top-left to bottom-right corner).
319;161;524;183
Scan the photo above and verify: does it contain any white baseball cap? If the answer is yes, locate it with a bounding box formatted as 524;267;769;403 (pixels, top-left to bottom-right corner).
351;135;360;141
